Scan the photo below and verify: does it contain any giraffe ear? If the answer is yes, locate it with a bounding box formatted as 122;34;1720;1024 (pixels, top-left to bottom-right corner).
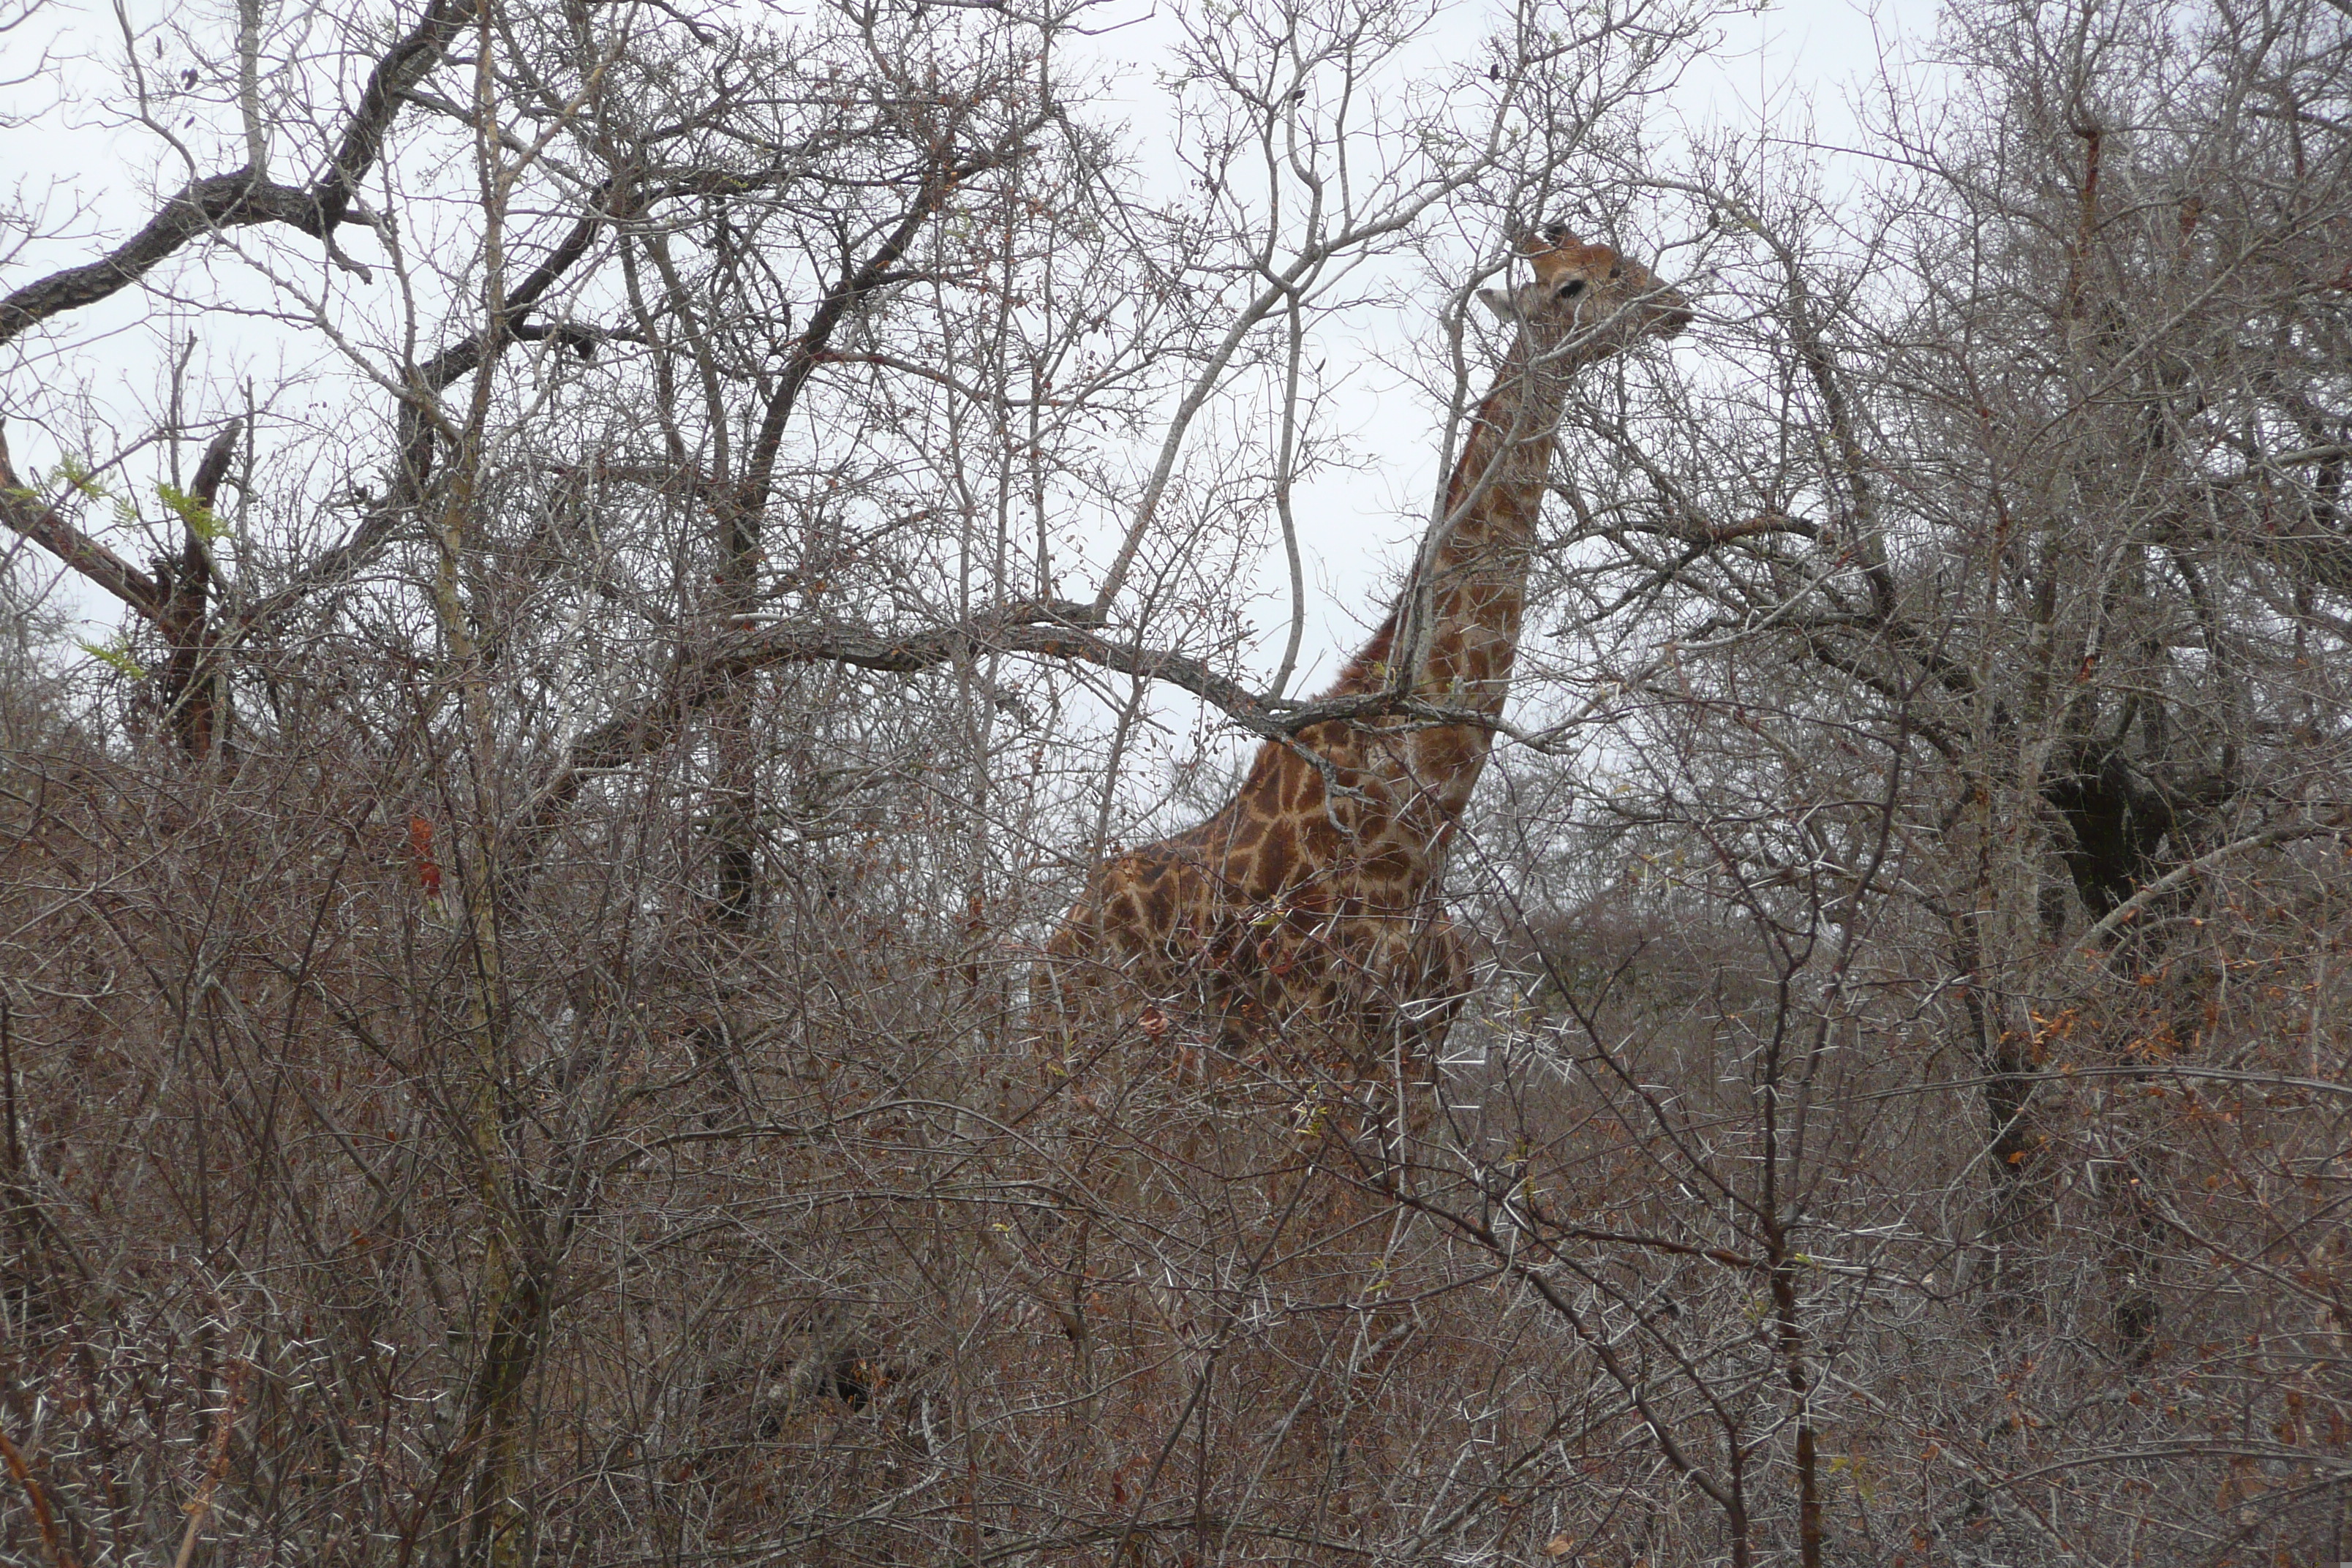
1475;287;1515;319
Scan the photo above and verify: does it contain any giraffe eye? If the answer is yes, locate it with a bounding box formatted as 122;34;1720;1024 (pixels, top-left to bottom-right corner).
1607;262;1624;280
1558;279;1586;299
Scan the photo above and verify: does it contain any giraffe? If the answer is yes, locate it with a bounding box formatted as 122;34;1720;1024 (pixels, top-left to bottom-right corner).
1036;224;1692;1093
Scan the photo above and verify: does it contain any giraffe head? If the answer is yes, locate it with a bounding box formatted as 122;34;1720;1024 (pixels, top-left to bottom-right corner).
1477;222;1692;357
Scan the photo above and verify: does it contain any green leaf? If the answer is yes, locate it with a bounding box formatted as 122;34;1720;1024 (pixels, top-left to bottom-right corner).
156;481;226;541
56;455;109;502
76;638;147;679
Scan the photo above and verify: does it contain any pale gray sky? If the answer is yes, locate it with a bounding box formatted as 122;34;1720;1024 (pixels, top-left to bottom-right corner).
2;0;1941;733
1054;0;1943;793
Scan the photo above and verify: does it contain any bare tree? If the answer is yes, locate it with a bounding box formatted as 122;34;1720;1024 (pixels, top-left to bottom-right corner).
1457;0;2352;1559
5;0;2349;1563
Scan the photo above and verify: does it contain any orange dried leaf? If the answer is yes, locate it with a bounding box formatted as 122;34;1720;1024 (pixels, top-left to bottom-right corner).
409;814;442;897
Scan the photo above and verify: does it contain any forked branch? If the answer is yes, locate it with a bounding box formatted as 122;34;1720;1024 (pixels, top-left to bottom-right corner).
0;0;481;344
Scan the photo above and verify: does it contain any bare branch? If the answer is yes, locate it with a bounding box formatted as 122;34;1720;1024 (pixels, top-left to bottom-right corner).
0;423;164;617
0;0;480;344
2076;819;2345;960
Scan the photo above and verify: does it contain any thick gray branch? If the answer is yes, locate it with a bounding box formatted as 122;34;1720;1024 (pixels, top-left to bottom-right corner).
513;603;1527;847
0;0;480;345
2076;820;2343;960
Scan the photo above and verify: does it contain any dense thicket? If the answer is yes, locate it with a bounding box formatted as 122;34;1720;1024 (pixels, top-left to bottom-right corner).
2;0;2346;1563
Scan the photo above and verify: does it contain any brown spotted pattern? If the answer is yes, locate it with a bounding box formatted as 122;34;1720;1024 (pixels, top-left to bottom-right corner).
1036;227;1692;1082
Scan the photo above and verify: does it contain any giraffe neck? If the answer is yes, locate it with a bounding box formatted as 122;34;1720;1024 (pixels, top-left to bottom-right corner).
1407;344;1569;693
1332;337;1571;711
1188;336;1579;912
1259;337;1575;852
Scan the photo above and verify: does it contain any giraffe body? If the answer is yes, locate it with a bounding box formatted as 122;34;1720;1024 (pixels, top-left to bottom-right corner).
1039;227;1692;1080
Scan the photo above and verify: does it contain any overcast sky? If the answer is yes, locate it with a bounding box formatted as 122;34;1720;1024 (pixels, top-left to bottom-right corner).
1062;0;1943;692
3;0;1942;752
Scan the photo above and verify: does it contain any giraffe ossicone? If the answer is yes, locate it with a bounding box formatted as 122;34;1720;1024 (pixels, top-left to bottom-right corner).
1036;225;1692;1089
